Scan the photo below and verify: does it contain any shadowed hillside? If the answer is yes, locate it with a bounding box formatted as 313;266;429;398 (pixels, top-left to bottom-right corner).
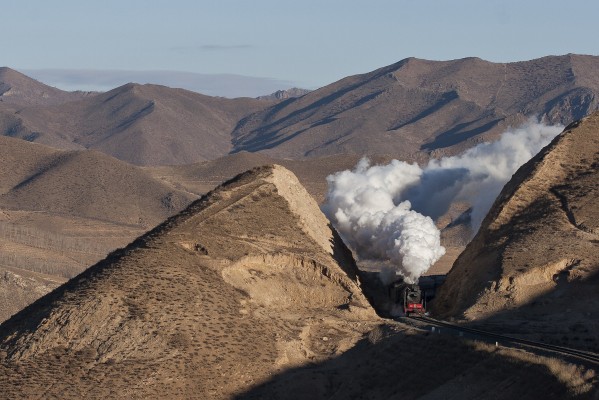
432;112;599;352
232;54;599;160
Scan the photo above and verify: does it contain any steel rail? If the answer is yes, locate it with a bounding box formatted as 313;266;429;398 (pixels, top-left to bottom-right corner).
408;315;599;365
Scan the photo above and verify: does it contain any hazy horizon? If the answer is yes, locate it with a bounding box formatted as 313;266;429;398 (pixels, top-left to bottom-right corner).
3;0;599;97
20;68;299;98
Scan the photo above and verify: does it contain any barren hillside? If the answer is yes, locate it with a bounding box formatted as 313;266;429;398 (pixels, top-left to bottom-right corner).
232;54;599;160
0;165;377;398
0;136;197;322
432;112;599;351
0;136;195;226
0;165;593;399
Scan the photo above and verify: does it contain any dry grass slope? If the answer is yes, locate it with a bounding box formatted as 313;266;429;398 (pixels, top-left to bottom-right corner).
0;136;197;322
0;165;377;398
0;165;594;399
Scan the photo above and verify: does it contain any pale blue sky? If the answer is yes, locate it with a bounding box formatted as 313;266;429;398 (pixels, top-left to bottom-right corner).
3;0;598;96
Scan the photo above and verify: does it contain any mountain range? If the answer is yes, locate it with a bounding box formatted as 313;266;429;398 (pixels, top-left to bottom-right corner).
2;54;599;166
0;54;598;398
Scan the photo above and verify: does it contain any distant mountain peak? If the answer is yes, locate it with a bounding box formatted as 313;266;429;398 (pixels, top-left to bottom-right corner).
0;66;95;106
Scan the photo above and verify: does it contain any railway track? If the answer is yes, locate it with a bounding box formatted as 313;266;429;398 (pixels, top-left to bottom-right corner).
407;315;599;365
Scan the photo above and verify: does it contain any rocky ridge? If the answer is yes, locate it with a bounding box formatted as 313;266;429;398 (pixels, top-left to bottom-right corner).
432;112;599;351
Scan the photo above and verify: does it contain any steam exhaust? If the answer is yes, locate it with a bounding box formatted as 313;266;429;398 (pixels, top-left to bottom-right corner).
323;119;563;283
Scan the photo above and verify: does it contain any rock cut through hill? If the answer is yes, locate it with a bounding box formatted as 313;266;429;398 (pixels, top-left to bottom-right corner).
0;165;377;398
432;112;599;351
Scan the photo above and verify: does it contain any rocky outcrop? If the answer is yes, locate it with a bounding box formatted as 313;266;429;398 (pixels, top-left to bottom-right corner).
256;88;311;101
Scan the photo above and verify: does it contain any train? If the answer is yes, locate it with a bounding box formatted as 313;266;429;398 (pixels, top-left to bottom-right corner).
388;275;445;316
389;281;426;316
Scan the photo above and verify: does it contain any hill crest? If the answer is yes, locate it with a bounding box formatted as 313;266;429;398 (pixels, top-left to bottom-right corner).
0;164;375;397
0;67;93;106
232;54;599;160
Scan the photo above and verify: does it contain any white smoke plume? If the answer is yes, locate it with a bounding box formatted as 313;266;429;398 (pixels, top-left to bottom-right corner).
323;120;563;283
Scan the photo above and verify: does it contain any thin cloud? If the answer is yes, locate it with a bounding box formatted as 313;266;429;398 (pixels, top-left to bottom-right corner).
22;69;297;98
170;44;252;52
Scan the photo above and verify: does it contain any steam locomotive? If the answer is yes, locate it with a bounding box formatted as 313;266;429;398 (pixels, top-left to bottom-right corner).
388;275;445;316
389;280;426;316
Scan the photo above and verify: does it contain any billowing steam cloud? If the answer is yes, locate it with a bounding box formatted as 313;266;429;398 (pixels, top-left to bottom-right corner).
323;120;563;283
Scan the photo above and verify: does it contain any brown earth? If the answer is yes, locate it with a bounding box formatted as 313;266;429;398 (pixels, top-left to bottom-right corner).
0;165;377;398
147;151;382;203
0;136;196;322
0;166;594;399
0;209;146;322
232;54;599;160
0;135;195;226
432;112;599;352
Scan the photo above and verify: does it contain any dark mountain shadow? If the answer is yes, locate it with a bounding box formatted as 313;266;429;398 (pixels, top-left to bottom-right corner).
234;323;578;400
456;268;599;354
421;118;501;150
234;268;599;399
389;90;459;131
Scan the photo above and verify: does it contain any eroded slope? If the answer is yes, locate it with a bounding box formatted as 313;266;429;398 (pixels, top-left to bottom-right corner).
432;112;599;351
0;165;376;398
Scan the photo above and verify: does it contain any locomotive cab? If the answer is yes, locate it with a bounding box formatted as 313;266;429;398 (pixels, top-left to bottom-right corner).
402;284;424;316
389;280;426;316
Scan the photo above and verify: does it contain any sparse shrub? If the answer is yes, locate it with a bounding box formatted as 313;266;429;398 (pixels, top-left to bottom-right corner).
367;325;385;344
